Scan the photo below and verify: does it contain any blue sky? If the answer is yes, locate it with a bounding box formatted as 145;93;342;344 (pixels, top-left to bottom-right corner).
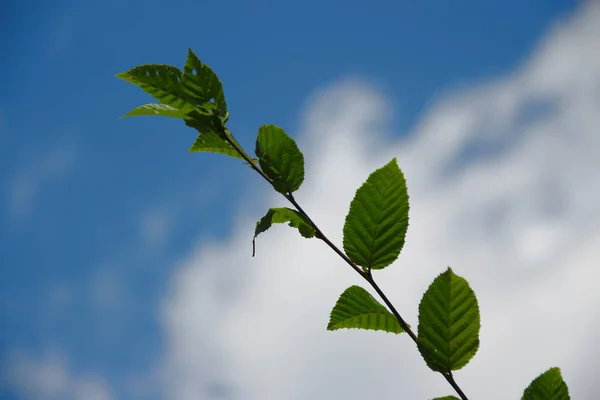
3;1;598;399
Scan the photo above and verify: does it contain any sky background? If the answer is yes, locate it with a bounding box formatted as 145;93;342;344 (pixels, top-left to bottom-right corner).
1;0;598;399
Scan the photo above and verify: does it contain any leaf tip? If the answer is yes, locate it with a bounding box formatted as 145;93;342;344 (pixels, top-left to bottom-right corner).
115;71;131;81
386;157;399;168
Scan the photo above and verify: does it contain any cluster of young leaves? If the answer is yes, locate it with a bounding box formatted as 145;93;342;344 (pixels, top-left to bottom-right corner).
117;49;571;400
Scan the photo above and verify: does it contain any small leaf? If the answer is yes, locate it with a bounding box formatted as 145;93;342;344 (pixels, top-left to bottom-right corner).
328;286;405;334
116;64;194;113
121;103;185;118
185;108;226;137
522;367;570;400
189;131;244;160
183;49;228;118
431;397;461;400
185;110;255;164
222;126;250;160
342;158;409;270
255;125;305;194
417;267;480;373
253;208;315;256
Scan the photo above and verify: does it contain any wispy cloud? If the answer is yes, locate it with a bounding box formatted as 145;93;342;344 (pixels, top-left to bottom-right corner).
159;3;600;400
90;267;124;313
6;140;78;222
136;176;232;253
47;282;74;311
1;350;113;400
139;208;174;251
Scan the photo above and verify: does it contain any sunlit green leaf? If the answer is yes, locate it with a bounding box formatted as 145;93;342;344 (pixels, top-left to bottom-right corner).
522;367;570;400
328;286;405;334
116;64;194;113
255;124;305;194
188;131;243;159
417;268;480;373
342;158;409;270
183;49;228;119
184;108;225;135
253;207;315;256
121;103;185;118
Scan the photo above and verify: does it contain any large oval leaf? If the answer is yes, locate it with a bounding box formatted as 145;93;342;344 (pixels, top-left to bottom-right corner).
417;268;480;373
255;125;305;194
522;367;570;400
342;158;409;270
328;286;405;334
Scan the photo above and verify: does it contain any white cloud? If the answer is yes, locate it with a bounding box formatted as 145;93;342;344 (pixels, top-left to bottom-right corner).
1;350;113;400
6;140;78;221
160;3;600;400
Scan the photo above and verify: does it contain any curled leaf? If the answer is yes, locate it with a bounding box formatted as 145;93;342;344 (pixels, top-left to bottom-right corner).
253;208;315;256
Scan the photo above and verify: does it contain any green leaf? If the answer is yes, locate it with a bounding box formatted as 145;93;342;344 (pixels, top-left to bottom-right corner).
185;108;226;136
222;126;251;160
417;268;480;373
183;49;228;119
431;397;461;400
121;103;185;118
189;131;244;159
253;208;315;256
327;286;405;334
522;367;570;400
116;64;194;113
342;158;409;270
255;124;305;194
185;111;253;164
